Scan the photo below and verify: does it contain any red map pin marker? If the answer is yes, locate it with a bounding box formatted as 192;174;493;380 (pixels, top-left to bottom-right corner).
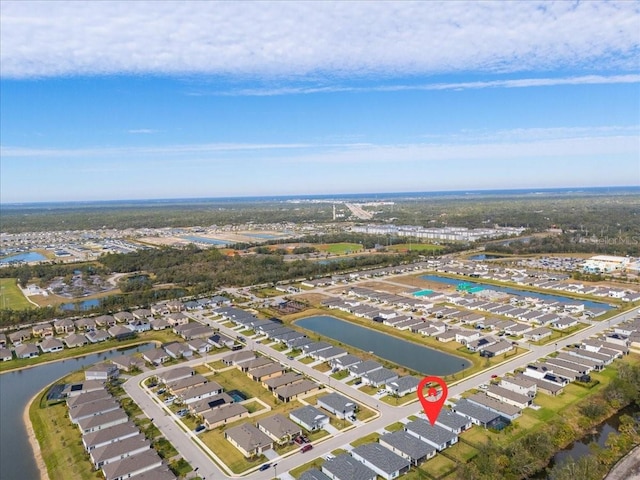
417;376;448;425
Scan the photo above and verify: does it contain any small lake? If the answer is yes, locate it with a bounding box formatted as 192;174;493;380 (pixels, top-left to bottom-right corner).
421;274;612;310
60;298;101;311
532;404;640;478
0;251;47;264
468;254;507;261
0;343;154;480
296;315;470;375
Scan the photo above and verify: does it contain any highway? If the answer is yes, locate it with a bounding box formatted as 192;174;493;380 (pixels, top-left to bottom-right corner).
123;299;638;480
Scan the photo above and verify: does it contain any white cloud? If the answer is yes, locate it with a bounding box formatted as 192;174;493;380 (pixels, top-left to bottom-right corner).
1;1;638;79
2;126;637;166
127;129;158;134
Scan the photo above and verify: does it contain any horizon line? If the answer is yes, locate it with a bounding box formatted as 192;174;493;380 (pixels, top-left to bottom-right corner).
2;185;638;207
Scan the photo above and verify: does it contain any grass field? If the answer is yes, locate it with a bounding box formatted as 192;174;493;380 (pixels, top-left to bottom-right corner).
385;243;443;252
0;278;32;310
316;243;363;254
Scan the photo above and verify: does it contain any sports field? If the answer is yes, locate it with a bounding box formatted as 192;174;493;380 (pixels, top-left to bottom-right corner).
0;278;31;309
317;242;363;254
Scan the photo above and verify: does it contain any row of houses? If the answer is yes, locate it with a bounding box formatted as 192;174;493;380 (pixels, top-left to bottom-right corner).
65;381;176;480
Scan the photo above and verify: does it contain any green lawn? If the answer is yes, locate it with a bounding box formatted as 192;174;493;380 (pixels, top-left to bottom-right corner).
0;278;32;310
350;432;380;447
289;458;324;479
386;243;444;253
330;369;350;380
317;243;363;254
385;421;405;432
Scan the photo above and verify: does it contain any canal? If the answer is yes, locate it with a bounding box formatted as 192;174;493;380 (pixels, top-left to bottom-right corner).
0;343;154;480
295;315;470;376
421;274;613;311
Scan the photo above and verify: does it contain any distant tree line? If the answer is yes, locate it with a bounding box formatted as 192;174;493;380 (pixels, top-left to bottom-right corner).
490;233;640;257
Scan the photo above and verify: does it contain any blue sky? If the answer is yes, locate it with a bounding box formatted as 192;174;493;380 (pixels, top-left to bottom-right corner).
1;1;639;203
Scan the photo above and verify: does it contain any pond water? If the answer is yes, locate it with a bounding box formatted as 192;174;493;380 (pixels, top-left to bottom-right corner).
296;315;470;375
421;274;612;310
532;404;640;478
60;298;101;311
0;251;47;264
0;343;154;480
468;254;506;261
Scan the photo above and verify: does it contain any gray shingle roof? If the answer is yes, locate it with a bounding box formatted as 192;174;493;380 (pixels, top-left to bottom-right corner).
435;410;471;431
299;468;331;480
405;419;457;446
289;405;328;428
380;430;435;460
452;399;501;424
317;392;355;413
322;453;376;480
352;443;411;474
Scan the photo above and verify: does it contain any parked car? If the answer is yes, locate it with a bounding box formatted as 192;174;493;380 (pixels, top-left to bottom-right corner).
177;409;188;417
287;356;295;360
301;444;313;453
194;425;206;433
259;463;271;471
491;374;498;379
294;436;304;445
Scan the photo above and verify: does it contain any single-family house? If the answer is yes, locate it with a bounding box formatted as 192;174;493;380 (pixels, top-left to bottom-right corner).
113;311;134;323
263;372;303;391
164;342;193;360
64;333;88;348
322;453;376;480
32;323;54;338
101;449;162;480
351;443;411;480
273;379;319;403
8;329;31;346
452;399;505;429
111;354;144;372
500;376;537;397
480;340;514;357
201;403;248;429
167;312;189;327
317;393;356;419
82;421;139;451
54;318;76;334
94;315;117;328
39;337;64;353
362;368;398;388
168;374;208;394
85;329;110;343
78;409;129;434
75;317;97;331
379;430;436;466
405;419;458;451
485;385;532;409
15;343;39;359
224;423;273;458
385;376;420;397
222;350;255;366
142;348;170;366
289;405;329;432
89;433;150;469
248;363;285;382
150;318;170;330
523;327;553;342
179;381;223;404
0;347;13;361
257;414;302;445
85;362;119;381
132;309;153;320
466;393;522;421
208;332;235;349
186;338;211;354
435;410;472;434
108;325;136;341
69;398;121;424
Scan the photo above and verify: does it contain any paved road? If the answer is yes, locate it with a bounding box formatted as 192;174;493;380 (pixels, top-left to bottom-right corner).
123;302;638;480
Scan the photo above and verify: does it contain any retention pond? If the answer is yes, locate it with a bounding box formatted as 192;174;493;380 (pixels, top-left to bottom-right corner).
296;315;470;376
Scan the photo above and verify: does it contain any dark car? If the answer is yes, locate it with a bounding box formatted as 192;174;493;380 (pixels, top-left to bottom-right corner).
259;463;271;471
301;444;313;453
195;425;206;433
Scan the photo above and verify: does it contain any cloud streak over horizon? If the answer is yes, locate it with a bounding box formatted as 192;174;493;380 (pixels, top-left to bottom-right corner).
1;1;638;80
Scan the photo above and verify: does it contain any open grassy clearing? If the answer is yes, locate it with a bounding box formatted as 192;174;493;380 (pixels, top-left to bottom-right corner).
0;278;32;309
385;243;444;253
316;243;363;254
